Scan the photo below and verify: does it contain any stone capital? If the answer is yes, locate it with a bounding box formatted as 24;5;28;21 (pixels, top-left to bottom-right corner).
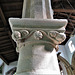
9;0;68;75
9;18;67;52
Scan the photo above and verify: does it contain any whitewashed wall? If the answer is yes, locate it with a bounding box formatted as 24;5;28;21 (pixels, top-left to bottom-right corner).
65;36;75;64
0;59;3;75
57;45;69;61
0;59;3;66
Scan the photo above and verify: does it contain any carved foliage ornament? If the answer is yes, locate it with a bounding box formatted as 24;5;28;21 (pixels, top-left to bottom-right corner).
49;31;66;43
12;30;66;43
34;31;43;40
12;30;29;42
12;30;66;52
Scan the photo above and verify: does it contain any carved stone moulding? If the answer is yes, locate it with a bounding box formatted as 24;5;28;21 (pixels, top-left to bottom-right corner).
9;18;67;30
9;18;68;52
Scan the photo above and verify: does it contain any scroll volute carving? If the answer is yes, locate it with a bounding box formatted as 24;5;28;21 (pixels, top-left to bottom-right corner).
12;30;29;42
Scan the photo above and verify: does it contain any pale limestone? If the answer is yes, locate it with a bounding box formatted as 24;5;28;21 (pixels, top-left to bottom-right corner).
9;0;68;75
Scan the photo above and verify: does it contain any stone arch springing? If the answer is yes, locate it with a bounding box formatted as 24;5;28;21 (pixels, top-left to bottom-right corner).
58;56;74;75
71;51;75;75
6;67;16;75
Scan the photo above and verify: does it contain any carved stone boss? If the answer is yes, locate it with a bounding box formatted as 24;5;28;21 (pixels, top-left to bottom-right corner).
9;0;68;75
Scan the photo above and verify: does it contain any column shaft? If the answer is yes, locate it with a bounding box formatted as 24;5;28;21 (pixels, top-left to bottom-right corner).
22;0;53;19
16;45;60;75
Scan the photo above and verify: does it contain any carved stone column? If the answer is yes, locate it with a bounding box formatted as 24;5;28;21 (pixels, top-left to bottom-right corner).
9;0;68;75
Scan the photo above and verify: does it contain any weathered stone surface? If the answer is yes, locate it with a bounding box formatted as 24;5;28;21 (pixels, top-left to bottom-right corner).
9;0;68;75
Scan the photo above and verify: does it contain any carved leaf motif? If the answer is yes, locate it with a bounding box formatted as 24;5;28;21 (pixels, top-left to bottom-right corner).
20;30;29;38
13;31;21;41
49;31;58;37
34;31;43;40
49;31;66;44
56;33;66;42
